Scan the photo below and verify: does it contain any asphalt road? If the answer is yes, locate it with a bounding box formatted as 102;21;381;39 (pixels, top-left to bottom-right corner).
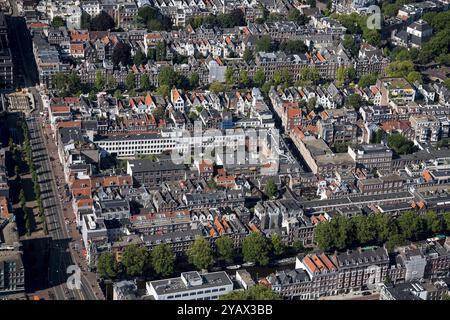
7;0;98;300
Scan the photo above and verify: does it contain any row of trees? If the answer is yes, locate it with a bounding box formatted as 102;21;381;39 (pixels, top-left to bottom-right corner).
186;9;245;29
314;211;450;252
97;243;175;279
254;36;308;55
98;231;306;279
136;6;172;32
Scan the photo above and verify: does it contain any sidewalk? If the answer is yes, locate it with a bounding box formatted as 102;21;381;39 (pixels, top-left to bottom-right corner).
41;117;105;300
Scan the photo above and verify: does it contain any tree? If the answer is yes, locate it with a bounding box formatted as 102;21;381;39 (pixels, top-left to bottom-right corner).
125;73;136;91
51;16;65;28
307;97;317;112
343;35;358;56
107;77;118;91
140;74;151;91
80;11;91;29
114;89;123;100
253;68;265;88
385;60;415;78
89;11;115;31
397;212;424;241
375;129;383;144
279;40;308;54
209;81;225;93
224;67;235;86
299;68;320;85
444;78;450;91
151;244;174;277
444;212;450;232
271;234;284;256
43;221;48;235
264;179;278;199
215;236;234;263
255;35;273;52
220;284;281;300
242;232;270;266
121;245;150;277
293;240;304;252
158;66;179;88
407;71;423;84
424;211;442;235
358;73;378;88
436;53;450;66
19;189;26;209
333;216;354;250
273;70;292;87
152;106;165;123
67;72;81;94
94;70;105;92
14;165;20;179
155;41;167;61
187;236;214;270
137;6;158;25
287;9;309;25
97;252;118;278
346;66;356;83
25;210;32;236
354;215;377;246
155;84;169;97
388;133;416;155
243;48;253;64
336;66;346;87
112;42;132;67
345;94;363;110
383;3;400;17
239;70;250;87
133;49;147;66
53;72;67;92
188;73;199;89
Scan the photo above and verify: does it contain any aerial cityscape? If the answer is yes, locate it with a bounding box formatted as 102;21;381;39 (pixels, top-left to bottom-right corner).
0;0;449;302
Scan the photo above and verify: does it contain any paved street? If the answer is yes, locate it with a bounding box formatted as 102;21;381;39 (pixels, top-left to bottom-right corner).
6;0;102;300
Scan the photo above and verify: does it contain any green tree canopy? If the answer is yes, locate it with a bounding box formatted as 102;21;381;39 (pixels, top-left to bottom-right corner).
112;42;132;67
51;16;65;28
271;234;285;256
187;236;214;270
151;244;174;277
209;81;225;93
358;73;378;88
220;284;281;300
387;133;416;155
215;235;235;263
158;66;179;88
121;245;150;277
279;40;308;54
264;179;278;199
94;70;105;92
97;252;118;278
255;35;273;52
89;11;115;31
253;68;266;88
397;211;425;241
125;73;136;91
345;94;364;110
242;232;270;266
243;48;254;64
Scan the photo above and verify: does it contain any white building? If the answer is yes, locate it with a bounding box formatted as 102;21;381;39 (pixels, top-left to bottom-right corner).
146;271;233;300
95;130;246;157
